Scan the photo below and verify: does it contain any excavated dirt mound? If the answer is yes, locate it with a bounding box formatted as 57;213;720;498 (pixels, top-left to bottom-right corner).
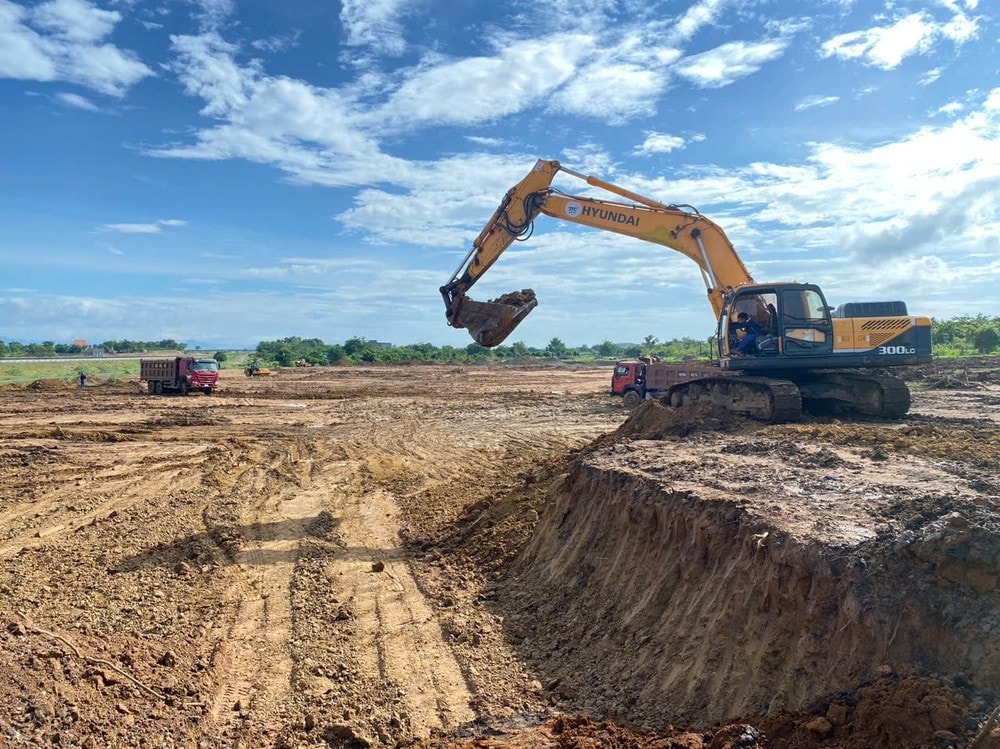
495;422;1000;721
1;360;999;748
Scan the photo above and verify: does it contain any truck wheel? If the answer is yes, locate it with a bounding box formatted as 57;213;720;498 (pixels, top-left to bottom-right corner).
153;381;163;395
622;390;643;408
179;380;189;396
147;382;156;394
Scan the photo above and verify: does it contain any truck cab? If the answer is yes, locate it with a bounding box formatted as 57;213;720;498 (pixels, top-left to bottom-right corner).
611;360;646;406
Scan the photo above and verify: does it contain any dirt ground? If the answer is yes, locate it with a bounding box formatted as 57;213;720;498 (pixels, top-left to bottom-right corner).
0;359;998;748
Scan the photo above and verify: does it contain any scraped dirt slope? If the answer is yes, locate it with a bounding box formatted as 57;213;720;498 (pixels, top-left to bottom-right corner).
1;360;998;748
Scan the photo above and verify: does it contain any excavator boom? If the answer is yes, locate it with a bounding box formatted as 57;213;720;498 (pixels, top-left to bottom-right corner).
441;159;754;346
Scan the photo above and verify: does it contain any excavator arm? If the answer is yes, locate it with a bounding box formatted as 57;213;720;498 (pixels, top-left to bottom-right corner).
439;160;557;347
441;159;755;347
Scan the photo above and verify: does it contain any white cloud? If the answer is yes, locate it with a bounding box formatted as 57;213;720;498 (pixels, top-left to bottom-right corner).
378;34;594;128
335;154;545;247
795;95;839;112
547;32;681;123
191;0;233;30
674;38;790;88
250;31;301;54
169;32;259;118
709;92;1000;273
666;0;730;44
340;0;409;57
465;135;507;147
55;91;99;110
635;132;687;155
920;67;942;85
821;8;979;70
935;101;964;116
153;32;405;186
0;0;152;95
104;223;162;234
549;62;662;123
32;0;118;42
0;1;61;80
103;220;185;234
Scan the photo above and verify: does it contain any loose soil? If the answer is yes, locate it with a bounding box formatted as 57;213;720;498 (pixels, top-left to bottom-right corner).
1;359;998;748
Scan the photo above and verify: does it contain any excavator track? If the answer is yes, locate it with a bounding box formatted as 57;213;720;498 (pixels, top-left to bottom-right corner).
798;373;912;418
665;376;802;424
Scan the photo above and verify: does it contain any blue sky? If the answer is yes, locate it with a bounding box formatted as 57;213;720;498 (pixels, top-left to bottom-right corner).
1;0;997;349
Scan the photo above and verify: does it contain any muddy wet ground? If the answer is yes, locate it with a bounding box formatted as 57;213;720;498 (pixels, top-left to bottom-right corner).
0;359;998;748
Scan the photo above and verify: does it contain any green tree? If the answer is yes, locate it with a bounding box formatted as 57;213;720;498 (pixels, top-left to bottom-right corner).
973;326;1000;354
465;343;491;359
595;340;620;358
545;337;567;357
213;351;227;363
343;337;372;358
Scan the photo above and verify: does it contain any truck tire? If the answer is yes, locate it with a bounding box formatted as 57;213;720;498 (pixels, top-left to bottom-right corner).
622;390;643;408
147;382;156;394
153;381;163;395
178;380;189;396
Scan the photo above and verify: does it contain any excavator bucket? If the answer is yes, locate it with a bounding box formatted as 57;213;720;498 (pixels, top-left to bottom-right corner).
453;289;538;348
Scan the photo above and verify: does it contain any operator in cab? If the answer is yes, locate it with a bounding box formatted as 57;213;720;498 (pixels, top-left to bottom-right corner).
731;312;767;355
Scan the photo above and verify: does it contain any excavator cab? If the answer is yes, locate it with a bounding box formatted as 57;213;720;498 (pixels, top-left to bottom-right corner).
718;284;834;364
441;287;538;348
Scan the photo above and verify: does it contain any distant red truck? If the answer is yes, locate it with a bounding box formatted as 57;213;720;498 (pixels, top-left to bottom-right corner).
610;358;732;408
140;357;220;395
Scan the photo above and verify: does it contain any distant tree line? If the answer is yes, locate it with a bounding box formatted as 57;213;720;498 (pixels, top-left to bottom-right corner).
2;317;998;363
0;339;185;358
930;315;1000;357
252;334;738;366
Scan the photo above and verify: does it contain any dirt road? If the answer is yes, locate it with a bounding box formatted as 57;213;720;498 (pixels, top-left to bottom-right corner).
0;361;998;748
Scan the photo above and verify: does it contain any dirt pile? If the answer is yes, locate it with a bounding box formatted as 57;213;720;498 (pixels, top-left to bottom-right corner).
507;455;852;722
596;399;757;442
27;378;76;391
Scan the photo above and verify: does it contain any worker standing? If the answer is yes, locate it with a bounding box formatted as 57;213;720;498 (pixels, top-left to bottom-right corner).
79;371;87;389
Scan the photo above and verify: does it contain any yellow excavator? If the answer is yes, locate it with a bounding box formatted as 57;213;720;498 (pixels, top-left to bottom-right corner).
441;159;933;421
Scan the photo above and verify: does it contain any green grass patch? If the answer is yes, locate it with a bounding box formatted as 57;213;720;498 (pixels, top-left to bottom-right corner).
0;359;139;385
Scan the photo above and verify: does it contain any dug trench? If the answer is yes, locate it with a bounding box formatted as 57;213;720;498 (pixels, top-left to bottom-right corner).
434;397;1000;747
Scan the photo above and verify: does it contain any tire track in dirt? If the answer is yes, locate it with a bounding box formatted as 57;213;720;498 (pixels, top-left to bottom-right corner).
205;441;322;730
333;481;475;738
0;442;210;558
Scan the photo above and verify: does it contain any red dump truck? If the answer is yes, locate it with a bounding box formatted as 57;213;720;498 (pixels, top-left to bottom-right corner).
611;358;735;408
140;357;220;395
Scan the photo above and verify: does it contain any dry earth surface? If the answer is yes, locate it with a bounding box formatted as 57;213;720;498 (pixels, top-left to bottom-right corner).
0;358;998;749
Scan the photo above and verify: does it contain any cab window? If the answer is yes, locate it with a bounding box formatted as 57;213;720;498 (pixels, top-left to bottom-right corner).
781;289;827;324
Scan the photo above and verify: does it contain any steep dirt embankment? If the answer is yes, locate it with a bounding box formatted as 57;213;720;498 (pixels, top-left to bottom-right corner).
498;425;1000;731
